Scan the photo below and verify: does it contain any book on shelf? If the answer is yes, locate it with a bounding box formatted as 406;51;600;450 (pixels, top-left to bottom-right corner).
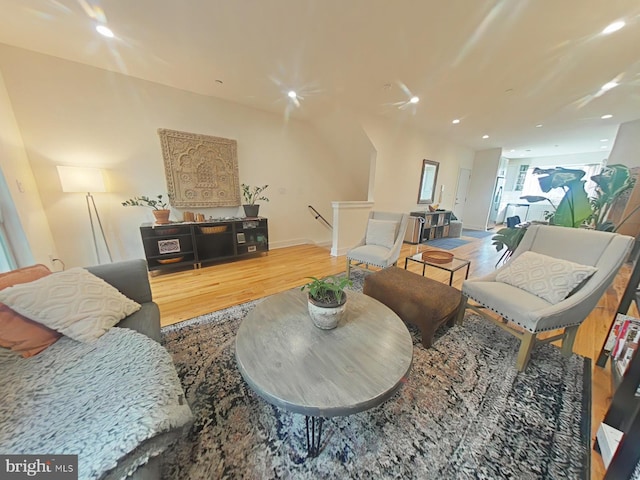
604;314;633;356
609;314;640;376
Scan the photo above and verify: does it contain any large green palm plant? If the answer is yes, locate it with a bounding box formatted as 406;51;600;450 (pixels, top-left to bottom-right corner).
491;164;635;263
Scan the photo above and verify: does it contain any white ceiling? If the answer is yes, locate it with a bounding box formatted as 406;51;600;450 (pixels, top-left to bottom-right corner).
1;0;639;158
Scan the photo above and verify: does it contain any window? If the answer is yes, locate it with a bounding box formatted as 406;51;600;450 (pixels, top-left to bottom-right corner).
514;165;528;191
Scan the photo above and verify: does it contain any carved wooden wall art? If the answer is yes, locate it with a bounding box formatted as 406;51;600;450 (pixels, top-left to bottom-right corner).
158;128;241;208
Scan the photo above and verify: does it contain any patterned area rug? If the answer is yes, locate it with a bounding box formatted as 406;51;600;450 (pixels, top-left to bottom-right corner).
421;237;470;250
160;273;590;479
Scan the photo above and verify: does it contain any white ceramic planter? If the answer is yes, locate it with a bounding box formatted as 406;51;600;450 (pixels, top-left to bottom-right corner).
307;294;347;330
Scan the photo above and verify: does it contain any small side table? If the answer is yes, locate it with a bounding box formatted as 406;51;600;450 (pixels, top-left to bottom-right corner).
404;252;471;286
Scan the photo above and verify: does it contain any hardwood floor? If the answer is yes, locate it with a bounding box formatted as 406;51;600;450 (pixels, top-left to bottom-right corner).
149;232;628;479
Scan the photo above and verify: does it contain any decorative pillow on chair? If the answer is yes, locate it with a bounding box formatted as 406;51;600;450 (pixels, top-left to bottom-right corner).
0;264;62;357
0;267;141;343
365;219;398;249
495;251;598;304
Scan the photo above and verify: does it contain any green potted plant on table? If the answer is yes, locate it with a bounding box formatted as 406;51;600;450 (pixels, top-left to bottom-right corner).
241;184;269;218
301;275;353;329
122;195;171;224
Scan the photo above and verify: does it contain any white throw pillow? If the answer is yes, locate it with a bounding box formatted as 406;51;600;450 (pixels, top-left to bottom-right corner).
0;268;141;343
495;251;598;304
365;219;398;249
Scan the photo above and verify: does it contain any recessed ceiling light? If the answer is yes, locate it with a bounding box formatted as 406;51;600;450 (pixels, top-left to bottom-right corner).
96;25;114;38
602;21;626;35
600;138;608;142
482;134;489;139
601;114;613;119
452;119;460;124
509;149;515;152
287;90;297;99
215;79;223;85
601;146;608;149
535;124;543;128
409;96;420;104
600;81;619;92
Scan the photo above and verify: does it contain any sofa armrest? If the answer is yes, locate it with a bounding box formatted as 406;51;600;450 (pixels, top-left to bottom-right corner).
86;259;153;304
86;260;161;343
117;303;162;343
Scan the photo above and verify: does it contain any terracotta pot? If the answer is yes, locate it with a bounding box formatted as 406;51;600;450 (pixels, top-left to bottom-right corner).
153;209;171;224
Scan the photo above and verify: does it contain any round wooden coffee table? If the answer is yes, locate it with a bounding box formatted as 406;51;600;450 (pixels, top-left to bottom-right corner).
235;289;413;456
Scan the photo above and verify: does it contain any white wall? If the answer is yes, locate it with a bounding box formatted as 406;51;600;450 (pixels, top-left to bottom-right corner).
0;68;56;267
0;44;356;267
609;119;640;168
465;148;502;230
331;201;373;256
361;116;475;213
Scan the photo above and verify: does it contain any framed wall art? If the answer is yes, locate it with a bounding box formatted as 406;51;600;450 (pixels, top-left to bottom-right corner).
158;128;241;208
158;238;181;254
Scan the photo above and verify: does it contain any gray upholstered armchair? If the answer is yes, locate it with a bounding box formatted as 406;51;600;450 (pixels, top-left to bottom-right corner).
346;211;409;279
458;225;633;371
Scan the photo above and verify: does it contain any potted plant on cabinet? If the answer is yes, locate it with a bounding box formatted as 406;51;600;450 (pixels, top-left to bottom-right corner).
122;195;171;224
241;184;269;217
301;275;352;329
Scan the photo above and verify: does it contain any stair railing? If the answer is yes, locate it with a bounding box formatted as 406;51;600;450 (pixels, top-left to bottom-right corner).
308;205;332;229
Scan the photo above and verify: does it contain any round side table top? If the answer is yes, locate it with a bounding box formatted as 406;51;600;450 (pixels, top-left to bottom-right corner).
235;289;413;417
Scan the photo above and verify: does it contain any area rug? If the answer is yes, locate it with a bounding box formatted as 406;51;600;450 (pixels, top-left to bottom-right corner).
160;274;590;479
422;237;470;250
462;229;494;239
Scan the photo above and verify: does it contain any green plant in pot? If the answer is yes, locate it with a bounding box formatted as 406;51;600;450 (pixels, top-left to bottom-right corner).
301;275;353;330
122;195;171;224
241;184;269;218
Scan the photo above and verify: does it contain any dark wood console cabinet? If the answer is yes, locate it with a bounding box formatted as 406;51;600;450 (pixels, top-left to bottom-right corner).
140;218;268;271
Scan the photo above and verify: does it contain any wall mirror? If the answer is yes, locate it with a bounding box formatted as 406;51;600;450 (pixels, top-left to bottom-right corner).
417;159;439;204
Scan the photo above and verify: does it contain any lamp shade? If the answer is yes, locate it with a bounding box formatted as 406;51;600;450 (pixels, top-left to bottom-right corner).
57;166;106;193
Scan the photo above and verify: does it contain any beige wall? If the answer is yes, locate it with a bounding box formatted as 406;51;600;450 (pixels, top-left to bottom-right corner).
0;43;486;269
0;68;56;267
0;44;358;267
311;108;374;201
361;116;475;212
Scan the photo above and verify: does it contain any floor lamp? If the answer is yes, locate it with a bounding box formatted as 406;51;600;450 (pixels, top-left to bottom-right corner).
57;166;113;264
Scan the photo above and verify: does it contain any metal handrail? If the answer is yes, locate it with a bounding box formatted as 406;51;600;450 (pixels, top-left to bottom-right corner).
308;205;332;229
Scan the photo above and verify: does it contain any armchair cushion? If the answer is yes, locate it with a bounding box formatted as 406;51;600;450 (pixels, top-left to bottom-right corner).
348;244;393;266
365;219;398;249
495;251;597;304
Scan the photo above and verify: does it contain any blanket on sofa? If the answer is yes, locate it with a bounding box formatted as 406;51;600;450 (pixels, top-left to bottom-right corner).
0;327;193;480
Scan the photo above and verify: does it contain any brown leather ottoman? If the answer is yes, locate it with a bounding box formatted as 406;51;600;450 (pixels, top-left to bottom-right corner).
363;267;463;348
